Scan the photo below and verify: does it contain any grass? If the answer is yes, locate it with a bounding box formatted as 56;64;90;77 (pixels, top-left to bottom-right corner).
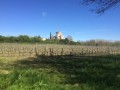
0;55;120;90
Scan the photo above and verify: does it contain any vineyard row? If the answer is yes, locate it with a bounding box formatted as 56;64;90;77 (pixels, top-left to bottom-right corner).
0;44;120;57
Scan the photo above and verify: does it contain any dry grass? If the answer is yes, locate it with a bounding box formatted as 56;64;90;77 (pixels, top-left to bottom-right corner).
0;70;12;74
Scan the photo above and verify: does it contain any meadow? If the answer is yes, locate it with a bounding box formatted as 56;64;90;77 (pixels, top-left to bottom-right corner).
0;54;120;90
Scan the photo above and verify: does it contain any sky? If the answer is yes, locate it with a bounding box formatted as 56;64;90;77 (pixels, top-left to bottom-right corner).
0;0;120;41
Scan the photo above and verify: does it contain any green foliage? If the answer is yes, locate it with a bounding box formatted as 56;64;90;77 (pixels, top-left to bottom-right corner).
31;36;42;43
18;35;30;42
0;35;81;45
1;35;120;46
0;35;5;42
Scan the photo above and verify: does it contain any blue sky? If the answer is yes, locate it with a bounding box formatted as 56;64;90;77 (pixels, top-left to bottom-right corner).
0;0;120;41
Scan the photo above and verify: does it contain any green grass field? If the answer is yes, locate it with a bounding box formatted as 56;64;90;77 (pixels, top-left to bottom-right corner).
0;55;120;90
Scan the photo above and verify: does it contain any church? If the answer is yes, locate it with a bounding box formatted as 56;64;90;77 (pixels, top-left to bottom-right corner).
50;32;64;40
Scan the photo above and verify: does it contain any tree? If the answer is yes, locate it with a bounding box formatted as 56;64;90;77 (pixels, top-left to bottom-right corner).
66;35;73;42
81;0;120;14
0;35;5;42
18;35;30;42
7;36;18;43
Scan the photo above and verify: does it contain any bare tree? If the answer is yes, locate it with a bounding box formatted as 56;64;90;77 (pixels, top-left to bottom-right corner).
81;0;120;14
66;35;73;42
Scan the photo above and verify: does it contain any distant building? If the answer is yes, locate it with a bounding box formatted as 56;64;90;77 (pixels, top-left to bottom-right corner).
56;32;64;39
41;38;46;41
50;32;64;40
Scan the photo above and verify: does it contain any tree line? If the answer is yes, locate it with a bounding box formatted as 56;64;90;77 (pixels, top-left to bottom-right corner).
79;39;120;46
0;35;120;46
0;35;80;45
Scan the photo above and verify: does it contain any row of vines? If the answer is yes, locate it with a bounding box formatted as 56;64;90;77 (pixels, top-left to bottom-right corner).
0;43;120;57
